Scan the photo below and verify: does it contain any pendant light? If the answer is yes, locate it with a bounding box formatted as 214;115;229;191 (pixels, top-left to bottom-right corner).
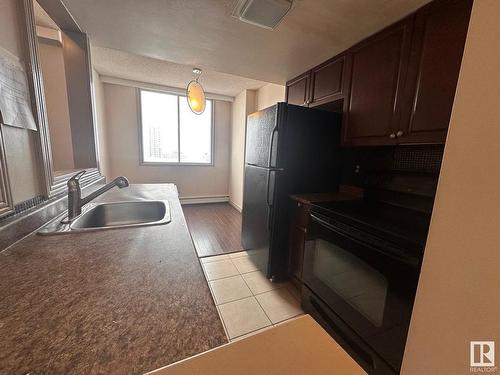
186;68;206;115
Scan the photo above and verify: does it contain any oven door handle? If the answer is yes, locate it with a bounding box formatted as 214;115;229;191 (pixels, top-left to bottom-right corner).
310;213;420;267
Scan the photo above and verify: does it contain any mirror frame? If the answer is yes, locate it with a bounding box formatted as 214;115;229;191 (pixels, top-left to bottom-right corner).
0;125;14;217
19;0;103;198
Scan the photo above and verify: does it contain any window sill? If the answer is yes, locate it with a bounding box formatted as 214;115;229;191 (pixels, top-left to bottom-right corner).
140;162;215;167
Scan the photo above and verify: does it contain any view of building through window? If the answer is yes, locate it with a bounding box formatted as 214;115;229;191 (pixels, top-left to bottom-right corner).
140;90;213;164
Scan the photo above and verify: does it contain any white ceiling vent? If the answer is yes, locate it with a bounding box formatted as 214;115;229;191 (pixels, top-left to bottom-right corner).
232;0;294;30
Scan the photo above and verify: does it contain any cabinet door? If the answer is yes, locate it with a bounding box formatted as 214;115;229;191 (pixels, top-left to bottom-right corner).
289;226;306;280
398;0;473;144
286;72;310;106
288;200;310;281
342;19;413;146
310;56;345;106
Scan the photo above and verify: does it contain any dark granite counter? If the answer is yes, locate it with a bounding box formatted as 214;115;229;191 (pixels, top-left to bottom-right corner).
0;184;227;374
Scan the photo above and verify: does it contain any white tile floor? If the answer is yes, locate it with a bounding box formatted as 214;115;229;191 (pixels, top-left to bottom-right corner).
201;250;304;341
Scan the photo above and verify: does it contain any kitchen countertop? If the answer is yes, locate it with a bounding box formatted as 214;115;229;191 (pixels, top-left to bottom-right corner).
290;185;364;205
0;184;227;374
148;315;367;375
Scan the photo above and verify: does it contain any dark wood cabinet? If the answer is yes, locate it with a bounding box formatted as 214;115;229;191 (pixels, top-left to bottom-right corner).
287;189;365;282
310;56;346;107
398;0;473;143
342;19;413;146
288;200;310;281
285;72;311;106
285;0;472;146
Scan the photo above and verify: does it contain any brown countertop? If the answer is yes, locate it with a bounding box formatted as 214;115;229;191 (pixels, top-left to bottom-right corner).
0;184;227;374
290;185;364;205
148;315;367;375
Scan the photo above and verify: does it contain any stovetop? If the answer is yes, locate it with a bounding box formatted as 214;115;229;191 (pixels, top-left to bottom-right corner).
310;199;432;254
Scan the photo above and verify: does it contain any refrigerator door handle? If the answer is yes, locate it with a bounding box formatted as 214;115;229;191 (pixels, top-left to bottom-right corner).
266;169;274;231
267;206;273;231
266;169;274;207
268;126;278;168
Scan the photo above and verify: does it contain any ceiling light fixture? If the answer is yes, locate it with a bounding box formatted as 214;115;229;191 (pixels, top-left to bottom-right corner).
186;68;206;115
232;0;294;30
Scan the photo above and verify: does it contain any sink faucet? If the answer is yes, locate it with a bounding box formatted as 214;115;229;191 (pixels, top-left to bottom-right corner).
66;170;129;222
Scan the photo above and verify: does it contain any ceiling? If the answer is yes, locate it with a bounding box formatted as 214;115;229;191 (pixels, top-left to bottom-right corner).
61;0;431;84
91;46;268;97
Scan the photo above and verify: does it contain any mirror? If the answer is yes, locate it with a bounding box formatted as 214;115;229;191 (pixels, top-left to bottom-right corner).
34;2;75;175
20;0;103;197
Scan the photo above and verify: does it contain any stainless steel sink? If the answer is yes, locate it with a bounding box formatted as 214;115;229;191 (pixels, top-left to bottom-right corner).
38;200;171;235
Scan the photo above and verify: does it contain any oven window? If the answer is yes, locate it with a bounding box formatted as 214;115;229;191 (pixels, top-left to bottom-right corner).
313;239;388;327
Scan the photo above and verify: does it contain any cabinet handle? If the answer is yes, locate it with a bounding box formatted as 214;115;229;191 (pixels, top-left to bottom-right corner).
396;130;404;137
389;133;396;139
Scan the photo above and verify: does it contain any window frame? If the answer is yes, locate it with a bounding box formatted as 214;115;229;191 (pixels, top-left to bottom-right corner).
137;88;215;167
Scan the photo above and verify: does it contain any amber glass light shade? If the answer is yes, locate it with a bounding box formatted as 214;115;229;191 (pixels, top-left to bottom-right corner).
186;80;206;115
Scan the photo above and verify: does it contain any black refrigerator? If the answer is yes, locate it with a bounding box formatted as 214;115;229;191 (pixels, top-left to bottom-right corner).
241;103;342;280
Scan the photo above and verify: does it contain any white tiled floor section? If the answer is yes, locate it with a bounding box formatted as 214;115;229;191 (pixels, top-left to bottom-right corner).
201;250;304;341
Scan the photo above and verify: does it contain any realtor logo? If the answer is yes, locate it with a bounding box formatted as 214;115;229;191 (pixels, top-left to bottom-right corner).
470;341;495;369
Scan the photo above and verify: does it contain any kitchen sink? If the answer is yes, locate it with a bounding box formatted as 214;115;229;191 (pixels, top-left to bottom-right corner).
38;200;171;235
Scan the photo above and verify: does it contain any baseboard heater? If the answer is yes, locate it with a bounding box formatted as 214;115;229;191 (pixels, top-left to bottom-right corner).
180;196;229;205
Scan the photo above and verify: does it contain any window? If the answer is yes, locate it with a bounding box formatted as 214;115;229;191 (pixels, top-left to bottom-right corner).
139;89;213;164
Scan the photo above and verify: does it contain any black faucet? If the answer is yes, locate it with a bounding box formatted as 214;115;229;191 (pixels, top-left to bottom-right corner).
66;170;129;221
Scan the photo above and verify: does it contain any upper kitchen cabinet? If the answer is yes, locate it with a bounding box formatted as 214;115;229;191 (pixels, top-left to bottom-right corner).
286;55;347;108
309;55;346;107
342;18;413;146
285;72;311;106
397;0;473;144
285;0;472;146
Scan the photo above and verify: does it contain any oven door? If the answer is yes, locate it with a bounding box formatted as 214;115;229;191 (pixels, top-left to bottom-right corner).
303;212;421;372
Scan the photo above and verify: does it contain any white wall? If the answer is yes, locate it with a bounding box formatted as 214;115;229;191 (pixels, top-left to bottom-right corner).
102;83;231;199
228;84;284;210
0;0;41;203
229;89;255;211
255;83;285;111
401;1;500;373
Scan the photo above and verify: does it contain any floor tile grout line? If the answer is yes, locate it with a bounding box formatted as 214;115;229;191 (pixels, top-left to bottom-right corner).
252;290;276;325
204;273;241;282
238;269;304;325
203;258;267;341
215;305;231;342
229;256;264;275
202;261;230;341
240;274;289;297
204;261;300;302
238;267;277;325
217;295;271;340
202;250;303;339
229;325;273;342
212;283;295;308
201;258;239;281
209;276;253;305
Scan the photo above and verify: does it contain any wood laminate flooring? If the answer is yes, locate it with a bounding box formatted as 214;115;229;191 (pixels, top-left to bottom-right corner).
182;203;243;257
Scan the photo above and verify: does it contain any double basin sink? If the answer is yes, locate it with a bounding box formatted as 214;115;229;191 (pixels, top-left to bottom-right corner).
38;200;171;235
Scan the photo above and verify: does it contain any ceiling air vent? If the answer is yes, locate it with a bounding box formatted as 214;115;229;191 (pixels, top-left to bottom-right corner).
232;0;294;30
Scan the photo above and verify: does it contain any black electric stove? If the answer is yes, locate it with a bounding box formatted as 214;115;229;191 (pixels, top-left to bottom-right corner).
302;198;432;374
310;199;432;254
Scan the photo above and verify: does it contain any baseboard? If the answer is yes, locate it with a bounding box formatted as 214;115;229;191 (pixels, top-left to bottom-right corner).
180;196;229;205
228;200;242;212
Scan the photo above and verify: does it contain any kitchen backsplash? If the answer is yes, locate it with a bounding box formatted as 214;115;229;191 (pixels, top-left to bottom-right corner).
340;144;445;211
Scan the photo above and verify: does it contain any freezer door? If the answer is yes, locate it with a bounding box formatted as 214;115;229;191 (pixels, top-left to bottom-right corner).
245;104;281;168
241;165;271;273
